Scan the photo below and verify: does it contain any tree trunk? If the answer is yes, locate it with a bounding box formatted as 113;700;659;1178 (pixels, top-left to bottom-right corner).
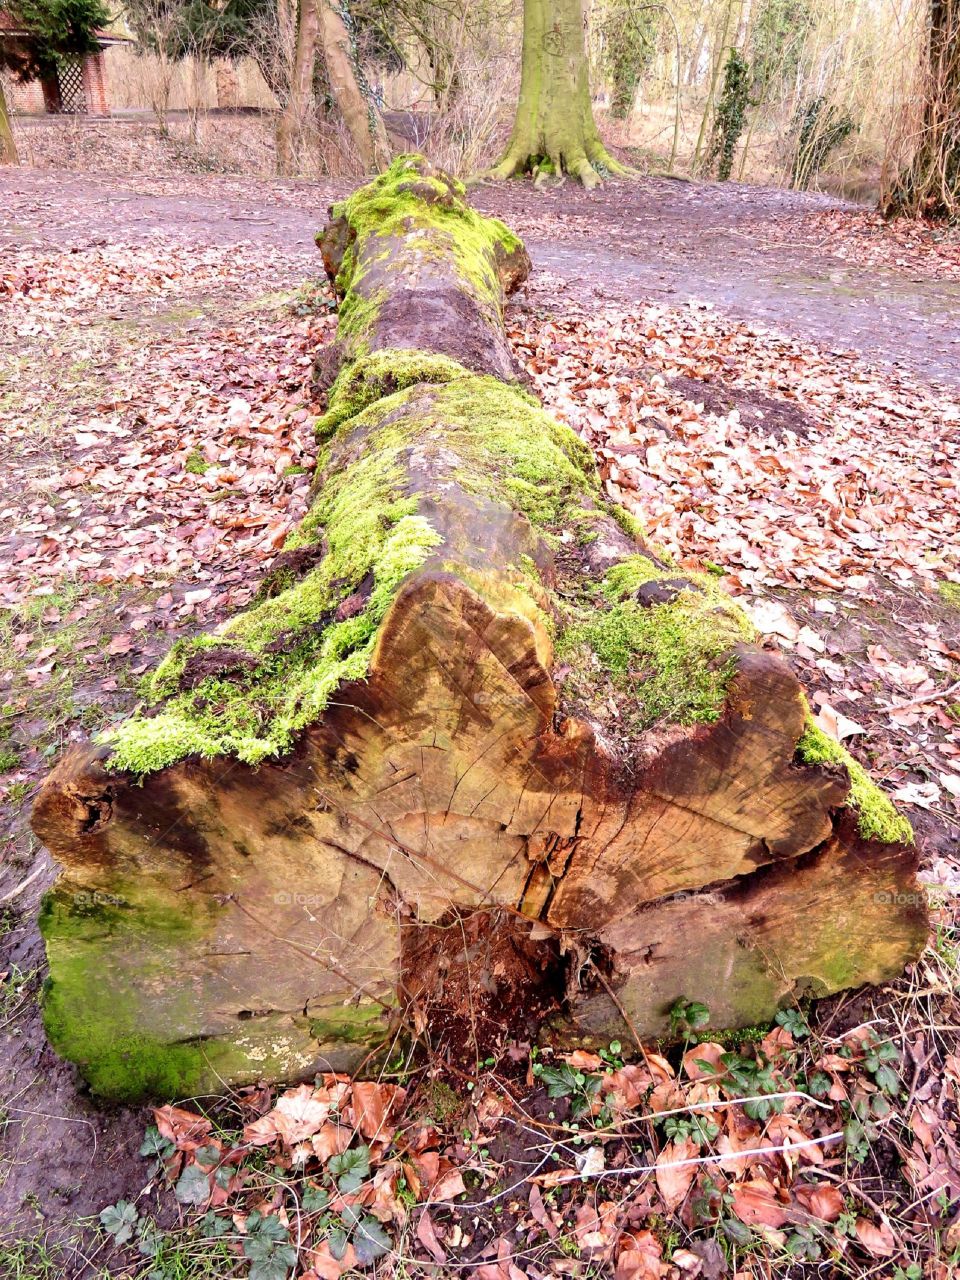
883;0;959;219
318;0;390;172
31;157;926;1103
490;0;624;188
0;79;18;165
277;0;320;176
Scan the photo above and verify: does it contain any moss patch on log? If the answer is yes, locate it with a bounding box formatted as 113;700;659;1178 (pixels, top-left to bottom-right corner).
795;716;914;845
316;348;469;441
558;555;757;729
329;155;524;316
39;886;225;1101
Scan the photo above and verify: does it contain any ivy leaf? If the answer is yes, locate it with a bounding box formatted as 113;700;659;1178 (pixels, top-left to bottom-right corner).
243;1215;291;1258
194;1144;221;1169
327;1226;349;1260
302;1184;329;1213
873;1064;901;1096
174;1164;210;1206
138;1126;175;1161
200;1211;232;1239
329;1144;370;1194
99;1200;139;1244
775;1008;810;1038
353;1216;392;1265
248;1251;297;1280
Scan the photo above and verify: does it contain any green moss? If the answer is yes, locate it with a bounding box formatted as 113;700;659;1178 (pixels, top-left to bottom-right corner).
307;1003;389;1046
184;451;210;476
331;155;524;317
317;348;468;440
938;581;960;609
608;503;646;542
796;714;913;844
559;556;757;729
0;746;19;773
335;284;386;349
38;885;224;1101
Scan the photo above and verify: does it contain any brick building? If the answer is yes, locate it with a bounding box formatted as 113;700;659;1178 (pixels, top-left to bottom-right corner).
0;12;128;116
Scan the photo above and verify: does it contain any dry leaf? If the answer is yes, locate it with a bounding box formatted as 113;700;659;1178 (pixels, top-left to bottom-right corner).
729;1179;791;1228
416;1208;447;1263
794;1183;843;1222
655;1137;699;1210
854;1217;896;1258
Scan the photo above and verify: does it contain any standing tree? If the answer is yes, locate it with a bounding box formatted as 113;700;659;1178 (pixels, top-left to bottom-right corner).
317;0;389;170
884;0;959;219
490;0;624;187
0;0;111;164
0;76;15;162
275;0;319;172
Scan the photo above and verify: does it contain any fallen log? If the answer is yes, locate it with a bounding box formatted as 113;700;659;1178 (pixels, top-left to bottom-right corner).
32;157;927;1102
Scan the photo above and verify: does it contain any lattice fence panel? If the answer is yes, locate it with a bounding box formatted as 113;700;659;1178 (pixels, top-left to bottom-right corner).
56;58;87;114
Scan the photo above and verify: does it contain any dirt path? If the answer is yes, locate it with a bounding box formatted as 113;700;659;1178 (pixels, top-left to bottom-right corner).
3;167;959;388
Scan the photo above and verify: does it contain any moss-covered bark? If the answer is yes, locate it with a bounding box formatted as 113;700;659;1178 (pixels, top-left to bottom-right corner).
31;157;925;1101
490;0;625;188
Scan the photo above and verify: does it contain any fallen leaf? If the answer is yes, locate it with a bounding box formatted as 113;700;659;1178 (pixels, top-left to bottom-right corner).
854;1217;895;1258
655;1137;699;1210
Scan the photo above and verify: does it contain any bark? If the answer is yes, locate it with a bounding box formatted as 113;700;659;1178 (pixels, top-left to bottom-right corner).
491;0;624;188
884;0;960;219
276;0;321;176
0;79;18;165
318;0;390;172
31;157;926;1103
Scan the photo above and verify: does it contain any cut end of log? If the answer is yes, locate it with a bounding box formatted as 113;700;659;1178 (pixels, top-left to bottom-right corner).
30;157;927;1102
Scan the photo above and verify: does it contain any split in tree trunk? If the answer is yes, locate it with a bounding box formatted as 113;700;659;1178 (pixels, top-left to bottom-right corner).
0;79;19;165
32;157;926;1103
490;0;625;188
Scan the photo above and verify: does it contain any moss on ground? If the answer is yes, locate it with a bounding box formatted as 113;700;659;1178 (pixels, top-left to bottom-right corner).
796;714;913;845
558;555;757;729
938;581;960;609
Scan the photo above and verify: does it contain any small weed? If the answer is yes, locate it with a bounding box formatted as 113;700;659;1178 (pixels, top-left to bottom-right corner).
0;746;19;772
668;996;711;1038
4;781;31;809
185;452;211;476
532;1060;602;1117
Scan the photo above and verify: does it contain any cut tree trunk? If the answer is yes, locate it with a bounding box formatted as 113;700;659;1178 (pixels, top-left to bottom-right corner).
31;157;927;1103
490;0;624;187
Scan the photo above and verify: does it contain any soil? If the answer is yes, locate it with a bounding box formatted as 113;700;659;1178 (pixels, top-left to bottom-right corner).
0;158;958;1268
